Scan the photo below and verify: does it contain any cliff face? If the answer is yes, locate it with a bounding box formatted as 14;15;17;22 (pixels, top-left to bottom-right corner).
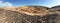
0;6;60;23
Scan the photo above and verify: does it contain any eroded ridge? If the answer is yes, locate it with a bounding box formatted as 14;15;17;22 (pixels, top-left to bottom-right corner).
16;6;48;15
3;6;57;16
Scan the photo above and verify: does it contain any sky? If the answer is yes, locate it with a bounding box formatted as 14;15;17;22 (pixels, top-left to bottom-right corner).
0;0;60;7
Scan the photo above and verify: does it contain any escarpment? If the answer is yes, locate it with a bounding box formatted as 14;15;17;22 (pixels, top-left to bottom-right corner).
0;6;60;23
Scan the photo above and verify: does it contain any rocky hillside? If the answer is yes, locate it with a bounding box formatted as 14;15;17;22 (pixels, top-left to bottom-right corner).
0;6;60;23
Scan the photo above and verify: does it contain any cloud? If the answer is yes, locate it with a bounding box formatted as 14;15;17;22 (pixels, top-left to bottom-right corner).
0;1;13;7
2;2;12;6
0;1;3;4
54;0;60;5
48;0;60;7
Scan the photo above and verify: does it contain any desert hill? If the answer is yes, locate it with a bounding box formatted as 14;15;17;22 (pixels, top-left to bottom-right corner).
0;6;60;23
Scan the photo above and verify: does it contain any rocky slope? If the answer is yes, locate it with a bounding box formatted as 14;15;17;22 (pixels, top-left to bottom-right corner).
0;6;60;23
